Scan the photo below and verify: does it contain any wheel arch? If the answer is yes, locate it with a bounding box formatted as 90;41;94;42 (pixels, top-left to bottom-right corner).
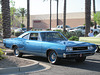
46;49;58;57
94;31;98;35
12;45;18;50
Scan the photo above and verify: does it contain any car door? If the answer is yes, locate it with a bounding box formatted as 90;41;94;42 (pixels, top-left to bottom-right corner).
24;33;42;55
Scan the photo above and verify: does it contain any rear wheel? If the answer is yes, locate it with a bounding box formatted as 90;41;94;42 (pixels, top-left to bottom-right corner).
75;56;86;63
14;46;23;57
48;50;58;64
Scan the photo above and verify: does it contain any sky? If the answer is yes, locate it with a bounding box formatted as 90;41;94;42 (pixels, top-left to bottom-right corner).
12;0;100;15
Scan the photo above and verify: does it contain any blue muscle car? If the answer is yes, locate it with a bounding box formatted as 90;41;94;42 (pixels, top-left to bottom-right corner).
3;31;97;64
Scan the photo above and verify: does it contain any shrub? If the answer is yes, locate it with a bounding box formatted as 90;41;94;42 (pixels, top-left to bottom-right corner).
0;48;6;60
20;24;25;28
55;29;62;32
46;29;50;31
62;31;83;39
69;36;79;41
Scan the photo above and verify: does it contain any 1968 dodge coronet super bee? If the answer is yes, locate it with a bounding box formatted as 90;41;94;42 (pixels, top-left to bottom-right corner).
3;31;97;64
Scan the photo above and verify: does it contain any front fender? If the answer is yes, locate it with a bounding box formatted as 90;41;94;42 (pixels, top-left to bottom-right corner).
41;42;66;57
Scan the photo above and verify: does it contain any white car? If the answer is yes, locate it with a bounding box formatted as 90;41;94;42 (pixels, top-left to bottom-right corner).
51;25;71;31
92;25;100;29
69;26;100;35
14;28;27;33
69;26;85;34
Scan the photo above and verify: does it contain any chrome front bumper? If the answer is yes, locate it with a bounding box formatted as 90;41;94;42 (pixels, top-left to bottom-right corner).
63;52;95;58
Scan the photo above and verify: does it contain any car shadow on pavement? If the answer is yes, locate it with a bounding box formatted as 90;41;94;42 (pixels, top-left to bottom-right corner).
22;55;100;73
22;55;48;63
57;59;100;72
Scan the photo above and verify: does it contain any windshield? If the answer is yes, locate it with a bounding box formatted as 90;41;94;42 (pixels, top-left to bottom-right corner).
41;32;67;42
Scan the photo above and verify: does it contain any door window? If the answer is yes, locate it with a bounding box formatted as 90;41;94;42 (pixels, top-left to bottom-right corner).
29;33;38;40
22;34;30;39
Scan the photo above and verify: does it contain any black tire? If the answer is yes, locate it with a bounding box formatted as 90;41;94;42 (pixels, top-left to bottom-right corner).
13;46;23;57
96;46;100;53
75;56;86;63
94;32;98;35
48;50;58;64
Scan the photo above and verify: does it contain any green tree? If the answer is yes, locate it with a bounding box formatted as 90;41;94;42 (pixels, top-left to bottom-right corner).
83;21;94;27
17;8;27;24
27;0;30;31
20;24;25;28
1;0;11;38
10;0;16;26
93;12;100;25
85;0;91;36
93;0;96;29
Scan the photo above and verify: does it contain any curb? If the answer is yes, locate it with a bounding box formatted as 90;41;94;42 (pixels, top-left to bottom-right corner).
0;58;39;74
8;62;51;75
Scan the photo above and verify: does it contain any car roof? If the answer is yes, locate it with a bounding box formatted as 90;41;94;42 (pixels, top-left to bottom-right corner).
58;25;69;26
25;31;59;33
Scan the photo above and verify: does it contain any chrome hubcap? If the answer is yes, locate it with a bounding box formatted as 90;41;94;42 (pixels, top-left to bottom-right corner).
51;53;56;60
15;49;19;56
49;52;57;63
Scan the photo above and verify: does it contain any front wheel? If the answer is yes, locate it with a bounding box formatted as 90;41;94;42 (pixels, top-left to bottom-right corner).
96;46;100;53
14;46;23;57
75;56;86;63
48;51;58;64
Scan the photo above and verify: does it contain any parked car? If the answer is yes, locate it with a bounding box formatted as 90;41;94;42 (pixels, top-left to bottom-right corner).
51;25;71;31
69;26;85;34
3;31;97;64
14;28;27;33
92;25;100;29
79;33;100;52
11;27;18;31
68;26;100;35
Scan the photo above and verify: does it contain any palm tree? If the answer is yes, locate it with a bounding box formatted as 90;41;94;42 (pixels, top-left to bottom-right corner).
56;0;59;26
1;0;11;38
10;7;16;26
27;0;30;31
85;0;91;36
50;0;52;30
63;0;66;32
10;0;16;26
93;0;96;29
18;8;27;24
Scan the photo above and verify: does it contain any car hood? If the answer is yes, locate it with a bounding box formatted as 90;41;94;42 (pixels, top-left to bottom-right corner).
56;41;94;47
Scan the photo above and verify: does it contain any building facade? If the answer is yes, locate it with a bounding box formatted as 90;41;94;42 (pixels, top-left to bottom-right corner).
23;12;94;29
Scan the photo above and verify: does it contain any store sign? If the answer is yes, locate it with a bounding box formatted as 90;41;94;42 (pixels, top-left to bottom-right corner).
34;20;41;23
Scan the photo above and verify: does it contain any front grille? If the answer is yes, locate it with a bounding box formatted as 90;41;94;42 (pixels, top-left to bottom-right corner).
73;47;88;51
66;53;94;58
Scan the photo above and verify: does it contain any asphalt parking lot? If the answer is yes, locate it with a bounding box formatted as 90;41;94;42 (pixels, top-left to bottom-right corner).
22;53;100;75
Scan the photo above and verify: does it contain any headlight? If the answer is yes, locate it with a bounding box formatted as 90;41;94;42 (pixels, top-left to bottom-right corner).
66;47;73;51
88;46;94;50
